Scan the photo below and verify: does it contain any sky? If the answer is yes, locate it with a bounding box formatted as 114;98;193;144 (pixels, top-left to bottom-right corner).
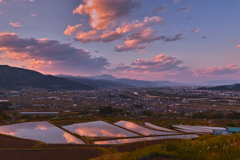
0;0;239;83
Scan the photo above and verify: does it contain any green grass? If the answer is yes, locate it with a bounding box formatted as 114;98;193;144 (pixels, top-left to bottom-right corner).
93;134;240;160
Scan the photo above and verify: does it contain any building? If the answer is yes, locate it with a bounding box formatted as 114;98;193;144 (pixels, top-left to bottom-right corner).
226;127;240;134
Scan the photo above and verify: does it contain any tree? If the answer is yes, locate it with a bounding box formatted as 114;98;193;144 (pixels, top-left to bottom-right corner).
180;120;186;125
190;121;195;126
99;106;113;114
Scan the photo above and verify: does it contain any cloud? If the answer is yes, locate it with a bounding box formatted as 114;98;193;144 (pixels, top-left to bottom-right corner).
74;16;164;43
187;16;192;20
0;12;2;15
0;32;109;74
111;54;186;73
172;0;179;5
9;22;21;28
63;24;82;36
230;39;235;42
152;5;167;15
31;14;36;17
202;36;207;38
73;0;141;30
115;29;183;52
74;30;100;43
192;27;199;33
176;6;191;12
236;45;240;48
193;64;240;77
0;54;7;59
131;54;186;71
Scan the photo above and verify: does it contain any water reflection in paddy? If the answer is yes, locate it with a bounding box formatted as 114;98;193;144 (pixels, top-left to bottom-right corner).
115;121;177;136
94;134;199;145
0;121;84;144
144;123;177;132
63;121;138;137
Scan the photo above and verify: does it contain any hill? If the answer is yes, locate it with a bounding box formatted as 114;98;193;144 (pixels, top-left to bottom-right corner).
0;65;94;90
65;77;130;88
231;84;240;91
198;83;240;91
59;74;182;87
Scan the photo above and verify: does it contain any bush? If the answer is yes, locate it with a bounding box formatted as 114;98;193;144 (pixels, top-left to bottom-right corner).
166;142;178;152
180;120;186;125
190;121;195;125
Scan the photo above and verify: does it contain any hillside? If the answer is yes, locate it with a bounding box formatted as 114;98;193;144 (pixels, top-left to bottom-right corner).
231;84;240;91
0;65;94;90
65;77;130;88
198;83;240;91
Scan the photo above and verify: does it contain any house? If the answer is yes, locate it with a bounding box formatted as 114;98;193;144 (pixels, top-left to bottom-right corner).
226;127;240;134
213;129;229;135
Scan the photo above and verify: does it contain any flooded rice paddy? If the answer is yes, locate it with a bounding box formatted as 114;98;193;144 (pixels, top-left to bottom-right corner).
115;121;177;136
0;121;84;144
63;121;138;137
94;134;199;144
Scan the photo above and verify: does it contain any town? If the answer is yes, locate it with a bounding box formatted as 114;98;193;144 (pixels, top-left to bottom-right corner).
1;86;240;128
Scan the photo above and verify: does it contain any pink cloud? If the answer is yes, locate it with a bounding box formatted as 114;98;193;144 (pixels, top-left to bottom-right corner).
73;0;141;30
115;28;183;52
75;30;100;43
193;64;240;77
31;14;36;17
230;39;235;42
236;45;240;48
74;16;164;43
9;22;21;28
63;24;82;36
0;32;109;74
192;28;200;33
172;0;179;5
112;54;186;73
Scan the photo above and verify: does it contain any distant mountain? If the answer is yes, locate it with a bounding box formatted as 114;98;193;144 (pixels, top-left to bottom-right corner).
198;83;240;91
204;80;240;86
0;65;94;90
64;77;130;88
58;74;183;87
231;84;240;91
115;78;182;87
92;74;117;81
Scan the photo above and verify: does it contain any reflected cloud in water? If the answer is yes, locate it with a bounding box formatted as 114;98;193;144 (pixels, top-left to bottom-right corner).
0;121;84;144
115;121;177;136
63;121;137;137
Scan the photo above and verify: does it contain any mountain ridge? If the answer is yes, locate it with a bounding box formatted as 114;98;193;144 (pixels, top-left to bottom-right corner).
0;65;94;90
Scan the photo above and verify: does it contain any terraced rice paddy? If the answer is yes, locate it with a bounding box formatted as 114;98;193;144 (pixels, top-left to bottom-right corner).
0;121;84;144
0;121;204;145
144;122;177;132
62;121;138;137
115;121;177;136
173;125;226;134
94;134;199;144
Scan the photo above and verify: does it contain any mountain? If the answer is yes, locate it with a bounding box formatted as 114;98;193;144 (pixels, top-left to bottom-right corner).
231;84;240;91
92;74;117;81
204;80;240;86
58;74;183;88
0;65;94;90
64;77;130;88
115;78;182;86
198;83;240;91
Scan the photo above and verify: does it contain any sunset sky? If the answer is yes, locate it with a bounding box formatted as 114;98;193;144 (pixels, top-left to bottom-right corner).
0;0;239;83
